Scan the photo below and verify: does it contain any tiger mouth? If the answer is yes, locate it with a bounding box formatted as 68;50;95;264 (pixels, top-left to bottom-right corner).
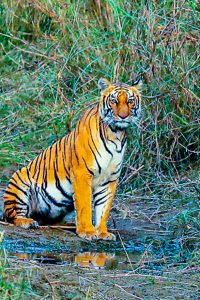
114;120;131;128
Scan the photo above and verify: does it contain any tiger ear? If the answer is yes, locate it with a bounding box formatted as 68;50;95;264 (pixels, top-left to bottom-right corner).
98;78;111;92
132;77;142;90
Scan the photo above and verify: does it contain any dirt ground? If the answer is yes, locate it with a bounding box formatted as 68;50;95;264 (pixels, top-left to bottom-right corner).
1;217;199;300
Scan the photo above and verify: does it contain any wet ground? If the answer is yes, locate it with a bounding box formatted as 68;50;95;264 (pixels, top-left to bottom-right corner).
1;219;199;300
0;185;199;299
1;220;161;268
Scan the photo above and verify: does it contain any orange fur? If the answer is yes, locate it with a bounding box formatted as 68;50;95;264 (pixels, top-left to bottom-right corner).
75;252;114;268
4;78;142;240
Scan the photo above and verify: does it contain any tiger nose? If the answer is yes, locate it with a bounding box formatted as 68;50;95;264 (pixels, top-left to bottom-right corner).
118;112;129;119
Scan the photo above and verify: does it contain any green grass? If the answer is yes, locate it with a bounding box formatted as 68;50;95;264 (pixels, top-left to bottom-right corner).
0;0;199;218
0;0;199;297
0;249;39;299
0;0;199;173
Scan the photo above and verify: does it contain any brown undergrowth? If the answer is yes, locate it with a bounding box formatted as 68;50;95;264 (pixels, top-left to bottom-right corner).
0;0;199;299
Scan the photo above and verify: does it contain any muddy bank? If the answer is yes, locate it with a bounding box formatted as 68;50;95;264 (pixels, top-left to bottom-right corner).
1;222;199;300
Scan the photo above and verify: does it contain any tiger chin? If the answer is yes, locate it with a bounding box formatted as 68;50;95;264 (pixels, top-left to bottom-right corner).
4;78;142;241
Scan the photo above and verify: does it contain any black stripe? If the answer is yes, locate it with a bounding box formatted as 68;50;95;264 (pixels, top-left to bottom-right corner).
121;135;127;148
62;154;71;180
58;138;62;152
35;152;44;182
4;191;27;205
88;142;101;174
63;136;67;154
38;189;51;212
135;95;139;109
4;200;19;206
95;199;108;206
73;131;79;164
42;165;48;189
108;138;117;149
28;159;34;172
26;168;32;184
55;142;59;172
32;155;40;178
104;107;111;118
88;118;101;157
82;157;94;176
42;149;48;189
103;96;108;113
5;207;14;214
8;181;27;196
16;172;29;187
43;188;72;208
69;133;73;163
5;205;29;217
12;177;17;184
111;166;122;176
99;123;113;157
116;142;126;154
93;188;107;198
55;143;59;172
48;145;53;168
76;120;81;135
95;193;110;206
54;168;73;202
62;156;71;182
54;165;73;202
101;180;116;187
84;107;94;120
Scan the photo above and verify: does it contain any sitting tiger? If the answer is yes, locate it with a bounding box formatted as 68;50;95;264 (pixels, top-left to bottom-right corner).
4;78;142;241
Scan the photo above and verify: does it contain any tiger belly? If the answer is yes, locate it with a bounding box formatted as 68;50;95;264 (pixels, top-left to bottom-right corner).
30;179;74;224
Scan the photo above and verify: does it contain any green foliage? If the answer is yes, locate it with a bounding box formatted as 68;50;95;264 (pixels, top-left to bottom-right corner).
0;1;199;219
0;2;199;297
0;249;38;299
0;0;199;175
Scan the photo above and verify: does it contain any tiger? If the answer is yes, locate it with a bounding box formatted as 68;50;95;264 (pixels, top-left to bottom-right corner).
4;78;142;241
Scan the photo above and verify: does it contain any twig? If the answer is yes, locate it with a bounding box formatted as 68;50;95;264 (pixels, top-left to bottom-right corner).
40;225;76;230
117;231;134;271
0;221;14;226
114;284;144;300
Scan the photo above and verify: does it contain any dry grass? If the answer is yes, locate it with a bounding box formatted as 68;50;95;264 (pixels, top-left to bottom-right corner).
0;0;199;299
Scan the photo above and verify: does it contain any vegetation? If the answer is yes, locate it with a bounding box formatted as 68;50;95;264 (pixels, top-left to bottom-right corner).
0;0;199;299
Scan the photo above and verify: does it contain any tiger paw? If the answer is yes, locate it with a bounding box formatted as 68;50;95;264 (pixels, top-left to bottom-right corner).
77;230;99;241
97;231;116;241
13;217;39;229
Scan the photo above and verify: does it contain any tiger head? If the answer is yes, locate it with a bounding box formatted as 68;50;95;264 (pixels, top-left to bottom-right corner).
98;78;142;129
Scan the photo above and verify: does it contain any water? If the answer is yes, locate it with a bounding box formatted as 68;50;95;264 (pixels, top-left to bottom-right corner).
1;231;187;271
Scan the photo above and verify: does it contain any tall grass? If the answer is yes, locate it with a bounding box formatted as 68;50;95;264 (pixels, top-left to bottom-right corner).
0;0;199;194
0;2;199;297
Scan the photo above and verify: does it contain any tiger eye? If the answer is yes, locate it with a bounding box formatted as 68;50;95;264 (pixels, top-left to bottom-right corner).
110;96;117;104
127;96;135;104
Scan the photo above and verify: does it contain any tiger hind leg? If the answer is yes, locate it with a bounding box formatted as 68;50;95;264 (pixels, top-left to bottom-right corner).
4;168;39;229
13;217;39;229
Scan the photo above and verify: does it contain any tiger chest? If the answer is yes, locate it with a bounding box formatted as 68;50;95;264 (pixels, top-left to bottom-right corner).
92;139;126;188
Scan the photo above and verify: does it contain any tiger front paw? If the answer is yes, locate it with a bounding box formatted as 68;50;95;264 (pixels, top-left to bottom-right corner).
77;229;99;241
97;231;116;241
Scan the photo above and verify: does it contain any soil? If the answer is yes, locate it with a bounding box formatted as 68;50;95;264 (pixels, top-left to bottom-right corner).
0;185;199;299
0;218;199;300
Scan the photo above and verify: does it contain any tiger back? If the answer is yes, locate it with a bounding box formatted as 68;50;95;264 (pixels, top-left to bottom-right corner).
4;78;142;241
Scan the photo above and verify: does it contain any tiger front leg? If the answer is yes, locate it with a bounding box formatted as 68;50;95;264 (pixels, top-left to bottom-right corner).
72;173;98;241
94;180;118;241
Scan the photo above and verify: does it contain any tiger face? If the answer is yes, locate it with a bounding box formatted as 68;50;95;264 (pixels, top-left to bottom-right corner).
98;78;142;129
